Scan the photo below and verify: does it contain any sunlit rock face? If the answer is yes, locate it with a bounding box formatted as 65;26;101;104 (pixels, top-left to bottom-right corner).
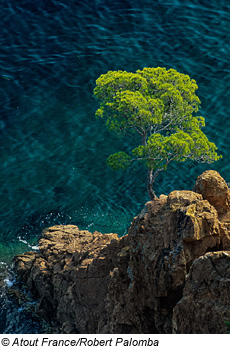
193;170;230;216
14;225;128;333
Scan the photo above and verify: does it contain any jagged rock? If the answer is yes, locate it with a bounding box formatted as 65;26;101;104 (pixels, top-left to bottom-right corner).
193;170;230;250
193;170;230;216
13;225;127;333
172;251;230;334
106;190;229;333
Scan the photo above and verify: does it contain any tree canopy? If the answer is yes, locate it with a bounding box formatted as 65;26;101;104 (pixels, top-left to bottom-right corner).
94;67;221;199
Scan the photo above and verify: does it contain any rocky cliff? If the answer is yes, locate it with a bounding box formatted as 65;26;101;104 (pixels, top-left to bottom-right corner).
13;170;230;333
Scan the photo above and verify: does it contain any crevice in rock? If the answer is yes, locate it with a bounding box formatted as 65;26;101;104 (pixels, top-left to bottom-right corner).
159;286;184;312
140;307;159;334
205;241;223;254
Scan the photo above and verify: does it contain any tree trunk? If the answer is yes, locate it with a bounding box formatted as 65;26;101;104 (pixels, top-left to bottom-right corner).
147;169;157;200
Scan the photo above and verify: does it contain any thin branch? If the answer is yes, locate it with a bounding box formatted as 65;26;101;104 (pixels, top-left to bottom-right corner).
152;157;174;182
152;167;165;182
133;126;144;136
154;117;174;134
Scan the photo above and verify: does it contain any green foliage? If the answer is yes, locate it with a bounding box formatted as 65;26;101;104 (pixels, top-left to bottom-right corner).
94;67;221;199
107;152;131;170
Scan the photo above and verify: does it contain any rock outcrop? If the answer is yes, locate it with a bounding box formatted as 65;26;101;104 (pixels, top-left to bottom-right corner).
106;189;228;333
13;170;230;333
193;170;230;216
14;226;128;333
173;251;230;334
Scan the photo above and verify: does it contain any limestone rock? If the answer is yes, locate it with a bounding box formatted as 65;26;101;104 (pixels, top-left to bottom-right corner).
173;251;230;334
193;170;230;215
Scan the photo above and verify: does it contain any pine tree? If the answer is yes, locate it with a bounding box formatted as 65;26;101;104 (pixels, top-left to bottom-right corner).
94;67;221;199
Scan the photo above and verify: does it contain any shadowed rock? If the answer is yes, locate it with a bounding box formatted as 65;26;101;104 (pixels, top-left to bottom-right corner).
173;251;230;334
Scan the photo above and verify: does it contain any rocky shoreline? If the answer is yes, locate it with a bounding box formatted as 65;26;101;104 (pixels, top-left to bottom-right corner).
13;170;230;333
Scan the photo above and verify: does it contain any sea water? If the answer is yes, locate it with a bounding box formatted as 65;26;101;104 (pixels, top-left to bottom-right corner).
0;0;229;333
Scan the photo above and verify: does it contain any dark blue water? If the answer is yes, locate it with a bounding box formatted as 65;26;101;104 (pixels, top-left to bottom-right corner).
0;0;229;333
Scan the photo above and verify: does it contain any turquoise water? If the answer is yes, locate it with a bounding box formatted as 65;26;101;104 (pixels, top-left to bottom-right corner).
0;0;230;332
